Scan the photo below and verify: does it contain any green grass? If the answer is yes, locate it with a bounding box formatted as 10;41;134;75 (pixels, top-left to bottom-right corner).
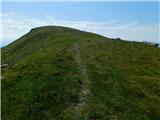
2;26;160;120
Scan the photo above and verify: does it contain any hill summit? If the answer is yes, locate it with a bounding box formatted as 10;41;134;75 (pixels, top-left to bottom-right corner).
2;26;160;120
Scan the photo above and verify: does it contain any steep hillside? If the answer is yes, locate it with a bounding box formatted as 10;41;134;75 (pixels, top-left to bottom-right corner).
2;26;160;120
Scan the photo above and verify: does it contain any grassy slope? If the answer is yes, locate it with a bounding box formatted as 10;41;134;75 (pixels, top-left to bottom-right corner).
2;26;160;120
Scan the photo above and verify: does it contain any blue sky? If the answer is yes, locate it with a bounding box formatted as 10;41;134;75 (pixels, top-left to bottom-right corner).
2;2;159;24
1;1;160;46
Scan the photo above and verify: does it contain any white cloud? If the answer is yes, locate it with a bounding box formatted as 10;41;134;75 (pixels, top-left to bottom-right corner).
1;12;159;47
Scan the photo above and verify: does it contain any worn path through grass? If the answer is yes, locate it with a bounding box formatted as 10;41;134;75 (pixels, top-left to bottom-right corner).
74;43;90;115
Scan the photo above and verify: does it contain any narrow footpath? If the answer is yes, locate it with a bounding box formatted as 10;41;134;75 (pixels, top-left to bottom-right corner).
74;43;90;113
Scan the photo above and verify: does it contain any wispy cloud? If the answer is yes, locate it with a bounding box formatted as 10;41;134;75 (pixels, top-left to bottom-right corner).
1;12;159;46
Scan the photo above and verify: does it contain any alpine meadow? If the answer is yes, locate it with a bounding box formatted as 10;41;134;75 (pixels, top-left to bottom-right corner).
1;26;160;120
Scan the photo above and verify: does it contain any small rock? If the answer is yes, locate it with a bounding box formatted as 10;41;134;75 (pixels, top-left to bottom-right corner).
1;64;8;68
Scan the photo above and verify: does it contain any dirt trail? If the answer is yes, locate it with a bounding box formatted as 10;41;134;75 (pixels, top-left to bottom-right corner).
74;43;90;113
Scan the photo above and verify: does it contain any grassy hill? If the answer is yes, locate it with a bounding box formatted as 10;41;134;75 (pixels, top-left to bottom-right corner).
1;26;160;120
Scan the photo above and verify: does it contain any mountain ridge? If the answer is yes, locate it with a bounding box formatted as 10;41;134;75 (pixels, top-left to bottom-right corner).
2;26;160;120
